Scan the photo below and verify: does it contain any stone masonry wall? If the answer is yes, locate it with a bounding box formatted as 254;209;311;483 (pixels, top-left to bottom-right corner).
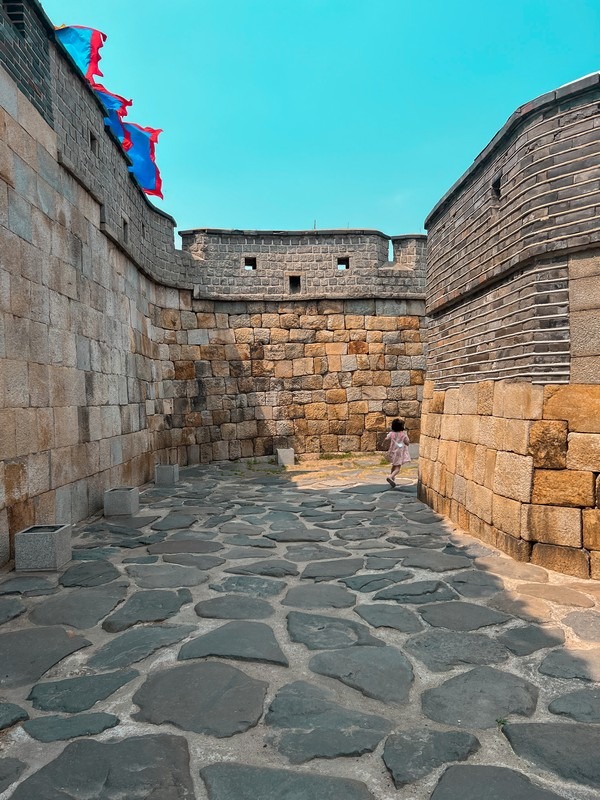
420;75;600;579
180;229;426;300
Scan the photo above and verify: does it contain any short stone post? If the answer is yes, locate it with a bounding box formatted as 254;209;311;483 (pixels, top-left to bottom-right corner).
277;448;295;466
104;487;140;516
155;464;180;486
14;524;72;571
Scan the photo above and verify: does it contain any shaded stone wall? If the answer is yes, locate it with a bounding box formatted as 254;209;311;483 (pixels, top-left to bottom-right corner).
420;74;600;579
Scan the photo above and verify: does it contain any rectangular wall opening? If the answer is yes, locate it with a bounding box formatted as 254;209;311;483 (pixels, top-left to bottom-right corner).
244;256;257;270
289;275;301;294
2;2;26;34
337;256;350;270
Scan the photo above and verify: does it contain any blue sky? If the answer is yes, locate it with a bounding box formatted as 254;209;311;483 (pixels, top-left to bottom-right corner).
42;0;599;236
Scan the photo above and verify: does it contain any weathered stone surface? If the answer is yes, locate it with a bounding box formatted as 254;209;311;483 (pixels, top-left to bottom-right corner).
200;763;375;800
567;432;600;471
22;712;119;742
59;560;120;587
422;667;538;728
336;527;385;541
179;620;288;665
419;601;510;631
309;646;413;703
122;555;159;564
365;555;405;569
10;734;195;799
447;569;503;598
225;559;299;577
528;419;568;469
0;758;26;794
300;558;363;582
516;583;594;607
284;543;346;561
383;730;480;787
265;681;392;763
226;534;276;548
287;611;383;649
0;627;90;688
539;648;600;681
488;590;552;622
374;580;457;604
220;522;264;535
88;624;195;669
474;556;548;582
102;589;192;632
266;529;329;542
0;596;26;624
225;546;280;559
148;540;223;554
504;722;600;789
210;576;286;597
163;553;225;568
400;550;472;571
405;631;508;672
430;765;567;800
532;469;595;507
0;703;28;730
150;514;196;531
498;625;565;655
354;603;423;632
282;584;356;608
562;611;600;641
133;662;267;736
549;689;600;722
28;669;138;712
195;594;274;619
531;543;590;578
29;582;128;629
126;563;208;588
340;570;413;592
0;576;56;595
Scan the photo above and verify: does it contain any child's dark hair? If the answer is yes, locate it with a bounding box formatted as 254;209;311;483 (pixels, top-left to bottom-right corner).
391;418;405;432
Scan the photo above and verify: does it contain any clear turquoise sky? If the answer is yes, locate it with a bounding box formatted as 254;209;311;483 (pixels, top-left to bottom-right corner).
42;0;599;235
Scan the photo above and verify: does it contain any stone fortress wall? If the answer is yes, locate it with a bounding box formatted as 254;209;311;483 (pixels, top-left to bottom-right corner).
419;74;600;579
0;0;426;563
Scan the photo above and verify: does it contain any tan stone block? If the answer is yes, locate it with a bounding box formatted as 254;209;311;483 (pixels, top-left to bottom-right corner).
37;408;54;450
53;406;79;448
313;357;328;375
443;389;459;414
345;315;364;329
597;474;600;506
328;355;342;372
569;249;600;279
362;386;386;400
365;412;385;431
274;361;293;378
522;504;582;546
366;330;383;343
348;401;368;414
566;433;600;471
429;391;445;413
457;384;479;415
326;389;346;404
321;434;339;451
324;342;346;356
304;403;327;420
528;420;567;468
494;381;544;420
326;314;345;330
346;415;365;435
348;340;369;355
495;530;532;562
332;330;350;343
590;552;600;580
233;327;254;344
452;474;467;505
532;469;595;507
330;403;349;421
305;343;326;358
492;494;522;538
14;408;38;456
307;420;328;435
493;452;533;502
544;385;600;433
299;315;326;331
161;309;181;330
484;449;497;490
410;370;424;385
459;415;480;444
4;459;27;504
292;358;313;377
477;381;494;415
271;328;289;343
501;419;531;456
440;415;459;442
365;316;396;331
478;416;503;449
531;543;589;579
466;481;493;524
339;435;360;452
583;510;600;550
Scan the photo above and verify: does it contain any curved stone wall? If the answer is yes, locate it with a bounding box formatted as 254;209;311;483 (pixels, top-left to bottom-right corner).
420;74;600;579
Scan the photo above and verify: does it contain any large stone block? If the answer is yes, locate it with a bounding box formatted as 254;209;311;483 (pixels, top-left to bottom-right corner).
477;381;494;415
532;469;595;507
566;433;600;471
493;452;534;503
465;481;493;524
531;543;590;579
528;420;567;468
583;510;600;550
522;505;582;547
15;523;71;571
493;382;543;420
544;385;600;433
492;494;522;538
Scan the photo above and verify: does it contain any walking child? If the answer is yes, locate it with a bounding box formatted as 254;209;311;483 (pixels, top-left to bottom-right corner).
384;418;411;488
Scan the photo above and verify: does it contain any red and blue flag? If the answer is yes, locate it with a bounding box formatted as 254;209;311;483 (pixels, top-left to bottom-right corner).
92;84;132;150
55;25;106;83
123;123;163;198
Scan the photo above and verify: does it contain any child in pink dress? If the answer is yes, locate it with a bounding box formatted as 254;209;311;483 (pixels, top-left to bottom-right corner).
384;418;411;488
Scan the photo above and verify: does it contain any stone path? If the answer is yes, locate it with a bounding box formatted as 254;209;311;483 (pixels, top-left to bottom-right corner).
0;454;599;799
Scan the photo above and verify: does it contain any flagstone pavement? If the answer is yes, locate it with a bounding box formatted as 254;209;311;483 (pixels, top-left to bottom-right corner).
0;454;599;799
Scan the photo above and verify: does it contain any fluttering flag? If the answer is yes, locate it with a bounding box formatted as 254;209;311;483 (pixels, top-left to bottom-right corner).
92;84;133;150
122;123;163;198
55;25;106;83
54;25;164;199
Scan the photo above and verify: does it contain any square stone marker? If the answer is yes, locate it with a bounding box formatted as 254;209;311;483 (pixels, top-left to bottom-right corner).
104;488;140;516
155;465;180;486
15;524;72;571
277;449;295;466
